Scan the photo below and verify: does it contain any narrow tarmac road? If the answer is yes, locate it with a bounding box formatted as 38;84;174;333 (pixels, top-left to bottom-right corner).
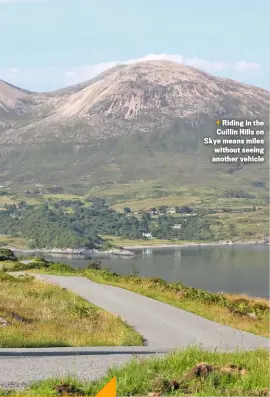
0;353;163;389
34;274;269;350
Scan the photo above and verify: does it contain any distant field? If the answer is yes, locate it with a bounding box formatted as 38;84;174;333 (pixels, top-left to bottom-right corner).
209;209;269;240
1;177;268;212
84;179;269;213
42;193;84;201
0;236;29;249
87;181;216;205
112;195;199;211
0;194;42;206
0;196;16;205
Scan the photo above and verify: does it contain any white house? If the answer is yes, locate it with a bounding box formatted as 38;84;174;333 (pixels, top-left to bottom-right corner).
142;232;153;239
166;207;176;214
172;224;181;229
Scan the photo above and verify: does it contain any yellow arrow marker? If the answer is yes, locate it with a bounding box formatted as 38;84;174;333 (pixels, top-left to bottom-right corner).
95;377;117;397
216;120;220;125
5;377;117;397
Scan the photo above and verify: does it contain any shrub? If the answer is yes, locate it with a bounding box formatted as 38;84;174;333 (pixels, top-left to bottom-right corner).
0;271;17;283
48;263;75;273
11;260;50;271
87;261;102;270
0;248;17;262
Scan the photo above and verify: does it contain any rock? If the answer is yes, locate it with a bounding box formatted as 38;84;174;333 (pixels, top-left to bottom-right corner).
0;317;9;327
247;312;257;319
183;362;214;380
181;362;247;381
55;382;84;396
151;377;171;393
170;380;180;390
218;364;247;376
10;312;32;323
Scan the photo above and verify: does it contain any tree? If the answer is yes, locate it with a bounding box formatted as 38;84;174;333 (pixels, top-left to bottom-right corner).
158;205;168;213
0;248;17;261
41;203;49;211
141;213;150;232
228;223;237;238
18;200;26;209
179;205;193;214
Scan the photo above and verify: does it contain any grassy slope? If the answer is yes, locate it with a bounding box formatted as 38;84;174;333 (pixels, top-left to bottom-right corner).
0;235;30;250
92;181;269;241
0;272;143;347
2;347;268;396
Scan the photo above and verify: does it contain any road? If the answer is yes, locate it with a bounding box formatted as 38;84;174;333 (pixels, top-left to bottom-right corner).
0;274;269;389
33;274;269;350
0;351;164;390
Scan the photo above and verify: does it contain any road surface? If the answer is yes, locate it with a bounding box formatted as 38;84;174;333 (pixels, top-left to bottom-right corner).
33;274;269;350
0;351;164;389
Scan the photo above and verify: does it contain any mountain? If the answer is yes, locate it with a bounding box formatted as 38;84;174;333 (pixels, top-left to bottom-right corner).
0;61;268;188
0;80;31;129
48;65;127;96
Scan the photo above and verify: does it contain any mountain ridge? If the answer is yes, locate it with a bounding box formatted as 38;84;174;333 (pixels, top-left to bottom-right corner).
0;60;268;187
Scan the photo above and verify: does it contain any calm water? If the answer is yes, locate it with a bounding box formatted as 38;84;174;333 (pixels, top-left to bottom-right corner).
41;245;269;298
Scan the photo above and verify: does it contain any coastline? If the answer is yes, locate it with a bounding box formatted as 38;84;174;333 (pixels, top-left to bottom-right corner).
123;239;269;250
9;247;135;257
8;238;269;256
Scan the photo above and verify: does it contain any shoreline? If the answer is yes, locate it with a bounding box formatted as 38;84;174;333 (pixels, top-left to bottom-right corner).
9;247;135;257
123;239;269;250
7;238;269;256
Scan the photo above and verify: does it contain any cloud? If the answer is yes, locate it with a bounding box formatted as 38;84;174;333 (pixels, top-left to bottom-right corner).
0;53;263;91
236;61;261;71
62;54;260;86
185;58;228;71
125;53;184;65
121;53;227;72
8;68;18;73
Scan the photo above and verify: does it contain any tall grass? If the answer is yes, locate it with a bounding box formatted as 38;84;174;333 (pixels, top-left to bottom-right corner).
0;271;143;347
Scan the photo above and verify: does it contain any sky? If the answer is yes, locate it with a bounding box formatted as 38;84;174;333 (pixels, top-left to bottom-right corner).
0;0;269;91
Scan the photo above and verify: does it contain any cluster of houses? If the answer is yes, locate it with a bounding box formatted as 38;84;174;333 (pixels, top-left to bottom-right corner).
134;207;178;216
134;206;197;217
148;207;176;215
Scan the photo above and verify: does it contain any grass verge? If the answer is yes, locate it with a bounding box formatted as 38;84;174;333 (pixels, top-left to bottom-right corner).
101;235;203;247
84;268;270;338
9;259;270;338
0;271;143;347
0;347;268;396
